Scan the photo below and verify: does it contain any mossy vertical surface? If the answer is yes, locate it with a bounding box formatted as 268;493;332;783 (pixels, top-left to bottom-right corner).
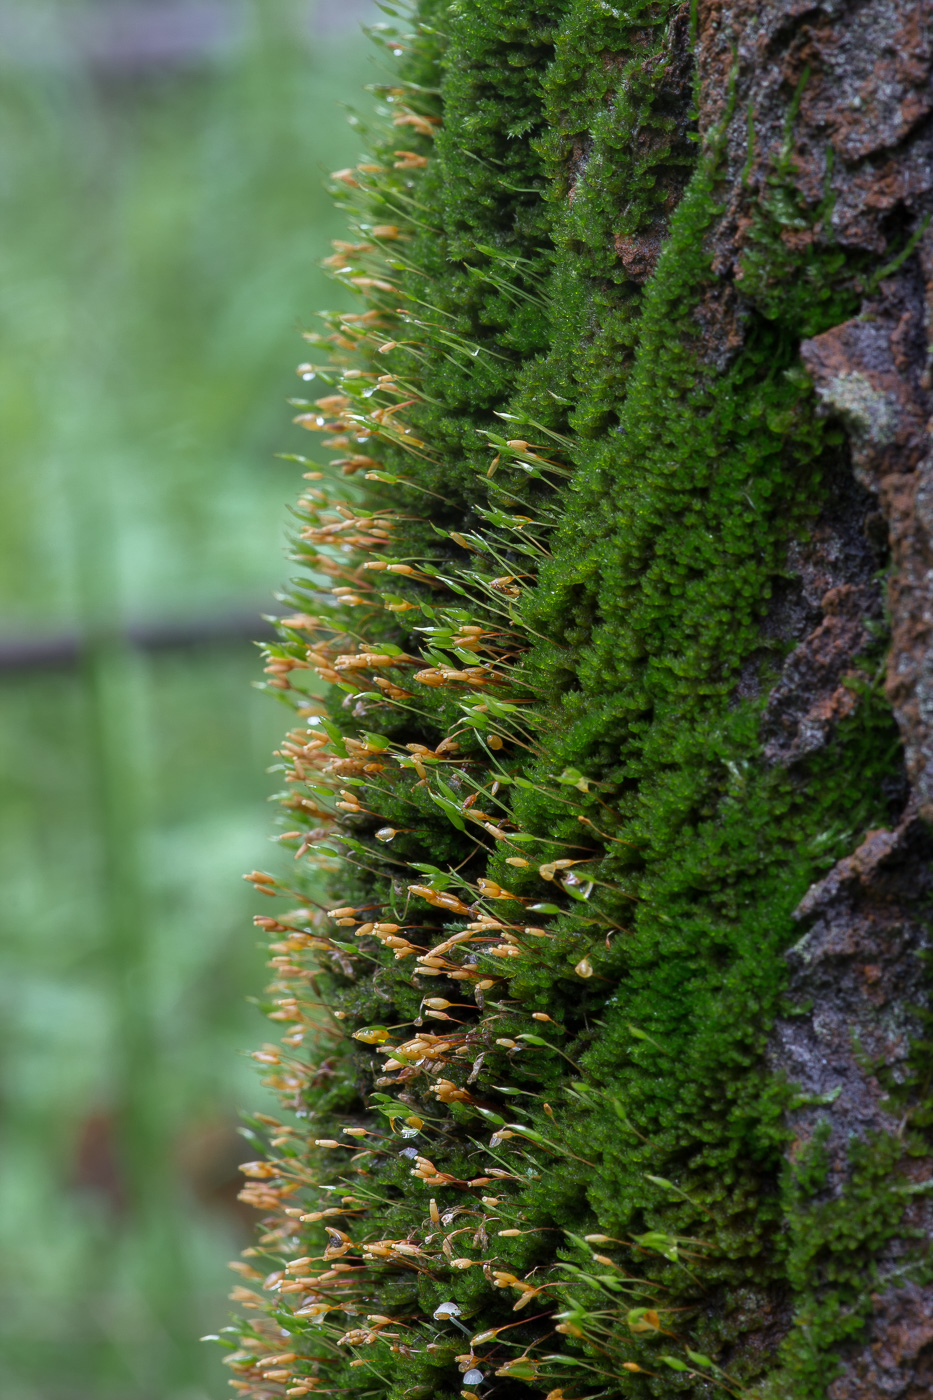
221;4;927;1399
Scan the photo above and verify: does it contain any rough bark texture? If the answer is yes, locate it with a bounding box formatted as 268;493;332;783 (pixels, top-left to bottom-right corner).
696;0;933;1390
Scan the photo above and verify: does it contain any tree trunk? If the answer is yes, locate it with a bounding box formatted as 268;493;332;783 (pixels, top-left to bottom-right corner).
698;2;933;1393
228;4;933;1398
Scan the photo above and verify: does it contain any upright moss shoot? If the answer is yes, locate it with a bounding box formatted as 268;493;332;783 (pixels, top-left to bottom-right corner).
218;5;928;1399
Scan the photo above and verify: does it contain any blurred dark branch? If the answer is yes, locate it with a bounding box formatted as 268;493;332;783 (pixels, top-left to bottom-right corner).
0;608;276;672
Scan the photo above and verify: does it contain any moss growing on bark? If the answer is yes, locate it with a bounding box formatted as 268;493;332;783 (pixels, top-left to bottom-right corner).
219;5;929;1399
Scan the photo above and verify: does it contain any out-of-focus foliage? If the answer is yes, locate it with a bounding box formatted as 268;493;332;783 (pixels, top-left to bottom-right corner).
0;4;373;1398
0;2;368;626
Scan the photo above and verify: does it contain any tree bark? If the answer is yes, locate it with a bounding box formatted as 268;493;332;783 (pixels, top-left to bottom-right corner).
692;2;933;1392
231;4;933;1397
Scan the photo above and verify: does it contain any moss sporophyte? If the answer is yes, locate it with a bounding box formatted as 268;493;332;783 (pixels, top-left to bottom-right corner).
219;3;929;1399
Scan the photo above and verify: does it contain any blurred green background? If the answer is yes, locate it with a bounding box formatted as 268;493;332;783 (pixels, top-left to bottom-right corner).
0;2;372;1395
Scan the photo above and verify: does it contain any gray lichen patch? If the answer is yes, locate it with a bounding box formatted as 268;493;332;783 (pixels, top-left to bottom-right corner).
813;370;899;484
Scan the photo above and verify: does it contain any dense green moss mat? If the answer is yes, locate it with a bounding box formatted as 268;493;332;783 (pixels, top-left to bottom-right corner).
219;5;928;1398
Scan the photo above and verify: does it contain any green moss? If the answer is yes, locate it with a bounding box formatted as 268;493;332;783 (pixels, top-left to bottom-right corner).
226;4;923;1399
757;1130;931;1397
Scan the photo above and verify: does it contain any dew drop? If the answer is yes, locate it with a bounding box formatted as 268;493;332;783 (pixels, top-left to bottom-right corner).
433;1301;462;1320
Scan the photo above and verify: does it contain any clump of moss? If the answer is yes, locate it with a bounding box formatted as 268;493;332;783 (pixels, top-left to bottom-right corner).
218;5;920;1400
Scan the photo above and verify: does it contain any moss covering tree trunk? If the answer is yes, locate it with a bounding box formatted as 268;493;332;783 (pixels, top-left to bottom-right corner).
220;3;933;1397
